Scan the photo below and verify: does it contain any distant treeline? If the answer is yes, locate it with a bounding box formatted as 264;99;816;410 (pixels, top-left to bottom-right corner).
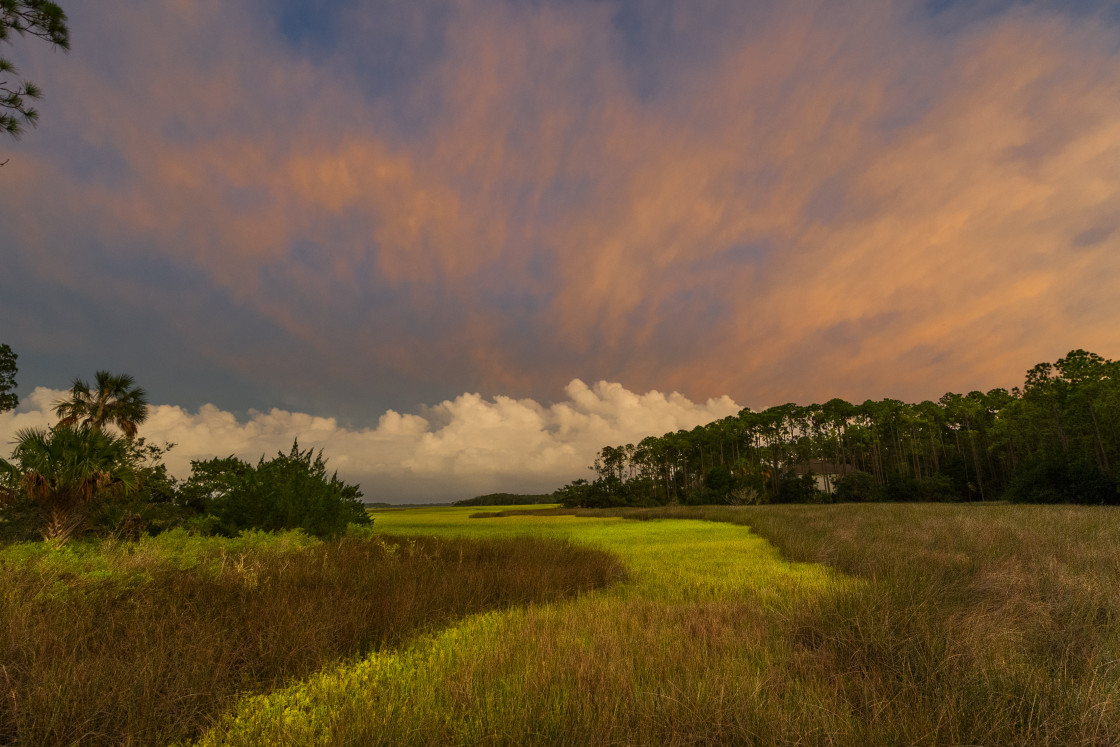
454;493;556;507
556;349;1120;507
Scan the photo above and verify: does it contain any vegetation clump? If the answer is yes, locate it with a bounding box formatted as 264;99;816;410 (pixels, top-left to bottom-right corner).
0;363;370;542
454;492;556;506
176;443;369;538
557;349;1120;507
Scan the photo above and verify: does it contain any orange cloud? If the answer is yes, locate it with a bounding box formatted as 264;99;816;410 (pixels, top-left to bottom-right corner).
3;0;1118;413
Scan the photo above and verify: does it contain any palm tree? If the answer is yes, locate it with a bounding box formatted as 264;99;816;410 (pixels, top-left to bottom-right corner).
53;370;149;437
0;425;139;543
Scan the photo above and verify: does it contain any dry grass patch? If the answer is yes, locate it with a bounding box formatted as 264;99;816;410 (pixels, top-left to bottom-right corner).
0;529;623;746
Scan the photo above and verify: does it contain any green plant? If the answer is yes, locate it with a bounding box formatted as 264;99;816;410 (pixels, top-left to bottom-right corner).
0;425;139;542
53;370;149;437
0;529;623;745
834;469;887;502
177;441;370;538
0;342;17;412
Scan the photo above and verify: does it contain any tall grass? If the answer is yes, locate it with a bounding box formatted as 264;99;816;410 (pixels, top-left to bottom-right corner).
499;503;1120;744
200;504;1120;746
197;509;851;745
0;528;624;746
728;503;1120;745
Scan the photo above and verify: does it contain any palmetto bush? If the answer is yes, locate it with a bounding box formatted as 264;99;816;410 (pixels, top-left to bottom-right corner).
0;425;138;542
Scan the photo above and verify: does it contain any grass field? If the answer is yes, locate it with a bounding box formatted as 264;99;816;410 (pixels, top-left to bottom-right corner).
196;507;855;745
196;503;1120;746
0;525;621;746
6;503;1119;745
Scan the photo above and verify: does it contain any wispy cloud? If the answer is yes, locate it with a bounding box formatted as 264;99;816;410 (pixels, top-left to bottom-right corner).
2;0;1117;416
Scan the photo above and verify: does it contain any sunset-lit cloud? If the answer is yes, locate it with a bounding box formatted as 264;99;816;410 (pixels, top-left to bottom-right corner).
0;383;740;502
2;0;1118;463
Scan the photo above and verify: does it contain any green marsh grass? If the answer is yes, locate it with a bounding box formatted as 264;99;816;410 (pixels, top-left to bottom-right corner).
199;504;1120;746
0;525;622;746
197;507;854;745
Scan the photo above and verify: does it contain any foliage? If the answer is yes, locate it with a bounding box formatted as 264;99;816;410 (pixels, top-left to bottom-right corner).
554;478;593;508
177;441;370;538
0;0;68;139
0;342;16;411
0;425;139;542
53;370;149;437
85;437;183;537
885;471;960;502
0;495;44;541
773;471;821;504
1003;456;1120;505
454;492;556;506
833;469;886;502
567;349;1120;507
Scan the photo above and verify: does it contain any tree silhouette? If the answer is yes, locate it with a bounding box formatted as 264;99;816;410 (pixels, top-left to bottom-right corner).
1;0;69;147
54;370;149;438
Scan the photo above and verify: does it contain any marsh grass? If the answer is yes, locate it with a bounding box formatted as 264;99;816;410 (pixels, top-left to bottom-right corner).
199;509;853;745
732;503;1120;745
534;503;1120;745
202;504;1120;746
0;527;624;746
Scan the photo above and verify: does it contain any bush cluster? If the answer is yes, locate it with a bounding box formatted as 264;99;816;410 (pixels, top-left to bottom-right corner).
176;443;369;538
1;437;368;542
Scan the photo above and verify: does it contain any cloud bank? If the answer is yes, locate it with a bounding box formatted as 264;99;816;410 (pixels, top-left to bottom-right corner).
0;383;740;503
1;0;1118;419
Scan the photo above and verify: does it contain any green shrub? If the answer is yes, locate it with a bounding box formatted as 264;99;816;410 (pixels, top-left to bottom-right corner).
885;472;961;502
1004;457;1120;505
177;442;369;538
833;470;887;503
773;472;821;504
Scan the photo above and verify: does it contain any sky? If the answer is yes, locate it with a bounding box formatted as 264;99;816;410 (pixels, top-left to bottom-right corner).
1;0;1118;501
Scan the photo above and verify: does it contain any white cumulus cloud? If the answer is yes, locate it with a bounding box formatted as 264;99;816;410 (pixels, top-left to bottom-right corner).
0;381;740;503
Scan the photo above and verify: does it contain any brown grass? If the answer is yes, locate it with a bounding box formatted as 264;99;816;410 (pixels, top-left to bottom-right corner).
505;503;1120;745
0;533;625;746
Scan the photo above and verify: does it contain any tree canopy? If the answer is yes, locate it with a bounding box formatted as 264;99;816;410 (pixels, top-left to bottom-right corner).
556;349;1120;508
0;0;68;140
0;343;16;412
0;424;139;542
54;371;149;438
176;441;369;538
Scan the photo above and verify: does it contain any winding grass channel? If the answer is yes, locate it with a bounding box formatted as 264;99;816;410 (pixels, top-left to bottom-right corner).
196;507;851;746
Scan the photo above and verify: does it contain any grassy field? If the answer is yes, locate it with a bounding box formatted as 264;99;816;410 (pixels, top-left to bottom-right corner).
195;507;854;745
195;503;1120;746
5;503;1119;745
0;526;622;746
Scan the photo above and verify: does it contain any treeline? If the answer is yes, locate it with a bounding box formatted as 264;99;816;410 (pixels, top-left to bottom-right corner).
454;492;556;507
0;366;368;544
556;350;1120;507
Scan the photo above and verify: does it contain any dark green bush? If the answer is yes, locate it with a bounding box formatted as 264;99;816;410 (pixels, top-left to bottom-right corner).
885;472;961;502
177;442;369;537
834;470;887;503
1004;457;1120;505
773;472;822;504
0;498;46;542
